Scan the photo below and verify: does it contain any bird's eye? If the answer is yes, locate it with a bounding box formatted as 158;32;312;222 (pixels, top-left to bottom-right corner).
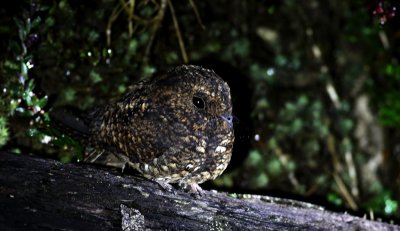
192;96;205;109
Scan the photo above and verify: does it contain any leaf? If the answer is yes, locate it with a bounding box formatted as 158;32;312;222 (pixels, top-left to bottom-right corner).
255;172;269;188
89;70;102;84
31;16;42;29
20;62;28;80
245;150;263;167
38;96;48;108
26;79;35;91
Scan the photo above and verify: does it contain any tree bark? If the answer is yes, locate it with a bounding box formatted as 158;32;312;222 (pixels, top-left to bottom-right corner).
0;151;398;231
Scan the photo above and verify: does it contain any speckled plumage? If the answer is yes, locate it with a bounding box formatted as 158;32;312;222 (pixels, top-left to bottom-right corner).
54;65;234;193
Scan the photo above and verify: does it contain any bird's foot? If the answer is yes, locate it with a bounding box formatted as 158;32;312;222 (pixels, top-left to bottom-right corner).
189;183;205;197
179;182;205;197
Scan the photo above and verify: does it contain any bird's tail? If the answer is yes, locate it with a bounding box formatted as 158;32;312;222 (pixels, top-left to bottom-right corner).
49;107;91;139
50;106;128;169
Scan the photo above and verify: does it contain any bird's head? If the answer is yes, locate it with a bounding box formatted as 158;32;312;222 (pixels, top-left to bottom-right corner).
152;65;233;130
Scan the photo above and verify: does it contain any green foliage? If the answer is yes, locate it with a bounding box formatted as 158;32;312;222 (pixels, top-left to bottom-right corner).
266;158;283;176
221;37;250;61
0;117;9;147
245;150;263;167
327;193;343;207
223;0;399;219
366;191;398;216
1;2;49;149
274;96;328;140
378;91;400;127
255;172;269;188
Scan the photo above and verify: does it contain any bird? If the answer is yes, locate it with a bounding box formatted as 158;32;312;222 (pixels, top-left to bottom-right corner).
51;65;235;194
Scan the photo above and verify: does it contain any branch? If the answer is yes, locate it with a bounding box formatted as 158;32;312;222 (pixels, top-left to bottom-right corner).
168;0;188;63
0;152;397;230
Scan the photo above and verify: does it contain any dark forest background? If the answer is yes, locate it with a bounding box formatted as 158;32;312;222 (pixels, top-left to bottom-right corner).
1;0;400;223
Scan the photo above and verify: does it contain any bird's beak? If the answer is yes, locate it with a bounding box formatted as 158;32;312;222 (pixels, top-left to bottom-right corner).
220;114;234;128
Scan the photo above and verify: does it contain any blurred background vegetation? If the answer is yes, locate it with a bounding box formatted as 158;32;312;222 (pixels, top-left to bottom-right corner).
1;0;399;223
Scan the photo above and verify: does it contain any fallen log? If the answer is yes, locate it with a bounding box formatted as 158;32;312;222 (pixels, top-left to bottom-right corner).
0;151;398;230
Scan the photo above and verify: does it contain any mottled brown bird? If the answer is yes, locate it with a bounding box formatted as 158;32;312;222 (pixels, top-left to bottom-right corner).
51;65;234;194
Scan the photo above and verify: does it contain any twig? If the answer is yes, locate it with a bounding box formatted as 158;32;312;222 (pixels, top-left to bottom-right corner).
344;150;359;200
108;0;163;47
327;134;358;210
188;0;205;30
168;0;189;63
326;81;340;109
378;31;390;50
333;172;358;210
127;0;135;37
142;0;168;71
106;4;124;47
